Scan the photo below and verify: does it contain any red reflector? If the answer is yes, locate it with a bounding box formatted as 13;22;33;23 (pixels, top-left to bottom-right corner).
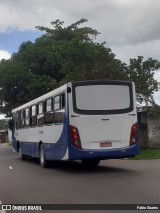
70;125;82;149
72;128;77;133
73;135;78;140
130;123;138;146
132;125;138;134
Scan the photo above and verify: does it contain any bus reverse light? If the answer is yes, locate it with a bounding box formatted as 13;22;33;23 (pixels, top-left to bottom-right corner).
70;125;82;149
130;123;138;146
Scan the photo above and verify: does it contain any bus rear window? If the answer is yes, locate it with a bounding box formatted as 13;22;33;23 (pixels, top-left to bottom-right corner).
73;82;133;115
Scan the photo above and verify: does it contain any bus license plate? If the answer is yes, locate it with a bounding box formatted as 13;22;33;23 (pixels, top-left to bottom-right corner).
100;141;112;147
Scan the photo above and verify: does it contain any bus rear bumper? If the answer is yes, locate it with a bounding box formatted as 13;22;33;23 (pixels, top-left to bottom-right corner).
69;143;140;160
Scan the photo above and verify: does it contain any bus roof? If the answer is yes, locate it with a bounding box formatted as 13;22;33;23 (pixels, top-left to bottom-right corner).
12;80;133;113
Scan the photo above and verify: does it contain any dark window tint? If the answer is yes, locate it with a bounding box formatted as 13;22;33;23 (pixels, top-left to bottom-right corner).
44;112;54;125
72;81;133;115
20;110;24;119
19;109;25;128
54;112;65;124
30;116;37;127
46;99;52;112
25;108;29;118
37;102;44;126
38;102;43;114
16;111;19;119
30;105;37;127
31;105;36;116
54;96;60;110
25;108;30;128
54;93;65;111
37;114;44;126
61;93;65;108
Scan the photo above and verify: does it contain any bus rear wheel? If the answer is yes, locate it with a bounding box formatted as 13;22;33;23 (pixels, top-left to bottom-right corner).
81;159;100;167
18;144;26;160
40;145;48;168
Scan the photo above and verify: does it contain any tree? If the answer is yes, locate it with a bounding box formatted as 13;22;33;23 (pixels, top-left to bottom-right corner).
0;61;57;113
0;19;159;115
35;19;100;42
35;19;128;82
127;56;160;104
0;119;7;130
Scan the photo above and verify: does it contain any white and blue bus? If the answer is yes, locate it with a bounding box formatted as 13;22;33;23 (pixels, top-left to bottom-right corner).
10;80;139;167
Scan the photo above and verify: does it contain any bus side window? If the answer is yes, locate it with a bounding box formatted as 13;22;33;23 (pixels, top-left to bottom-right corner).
15;111;19;130
19;109;25;129
54;95;60;111
46;98;52;112
30;105;37;127
53;93;65;124
44;98;54;125
25;107;30;128
12;113;16;132
37;102;44;126
54;93;65;110
61;93;65;109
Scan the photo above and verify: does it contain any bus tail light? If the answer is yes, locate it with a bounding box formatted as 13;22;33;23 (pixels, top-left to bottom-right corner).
130;123;138;146
70;125;82;149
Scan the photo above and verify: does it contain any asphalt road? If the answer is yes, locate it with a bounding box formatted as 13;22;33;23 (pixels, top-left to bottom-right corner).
0;143;160;213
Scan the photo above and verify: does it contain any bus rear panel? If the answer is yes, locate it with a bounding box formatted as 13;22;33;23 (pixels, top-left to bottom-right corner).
68;80;139;161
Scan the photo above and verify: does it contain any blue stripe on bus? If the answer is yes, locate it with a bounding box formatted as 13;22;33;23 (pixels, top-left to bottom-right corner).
68;142;140;160
13;136;139;161
12;118;69;161
18;141;67;160
12;106;70;160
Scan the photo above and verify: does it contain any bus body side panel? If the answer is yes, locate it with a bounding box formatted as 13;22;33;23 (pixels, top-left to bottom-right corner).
44;114;69;160
12;86;69;161
42;88;70;160
13;120;69;161
18;141;38;157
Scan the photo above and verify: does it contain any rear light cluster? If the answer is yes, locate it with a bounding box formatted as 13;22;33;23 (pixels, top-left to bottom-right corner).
130;123;138;146
70;125;82;149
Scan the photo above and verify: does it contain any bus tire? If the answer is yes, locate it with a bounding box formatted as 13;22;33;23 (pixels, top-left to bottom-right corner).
40;144;48;168
81;159;100;167
19;147;26;160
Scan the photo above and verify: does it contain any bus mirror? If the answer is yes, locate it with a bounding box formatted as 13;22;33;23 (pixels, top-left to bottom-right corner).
67;87;71;93
8;119;13;131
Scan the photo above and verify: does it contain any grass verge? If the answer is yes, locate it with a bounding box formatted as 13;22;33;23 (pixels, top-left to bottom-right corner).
134;149;160;160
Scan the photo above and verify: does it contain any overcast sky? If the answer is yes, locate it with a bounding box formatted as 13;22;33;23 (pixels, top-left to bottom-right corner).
0;0;160;103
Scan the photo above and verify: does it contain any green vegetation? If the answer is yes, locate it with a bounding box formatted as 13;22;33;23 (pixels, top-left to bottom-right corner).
0;18;160;115
134;149;160;160
0;119;8;130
